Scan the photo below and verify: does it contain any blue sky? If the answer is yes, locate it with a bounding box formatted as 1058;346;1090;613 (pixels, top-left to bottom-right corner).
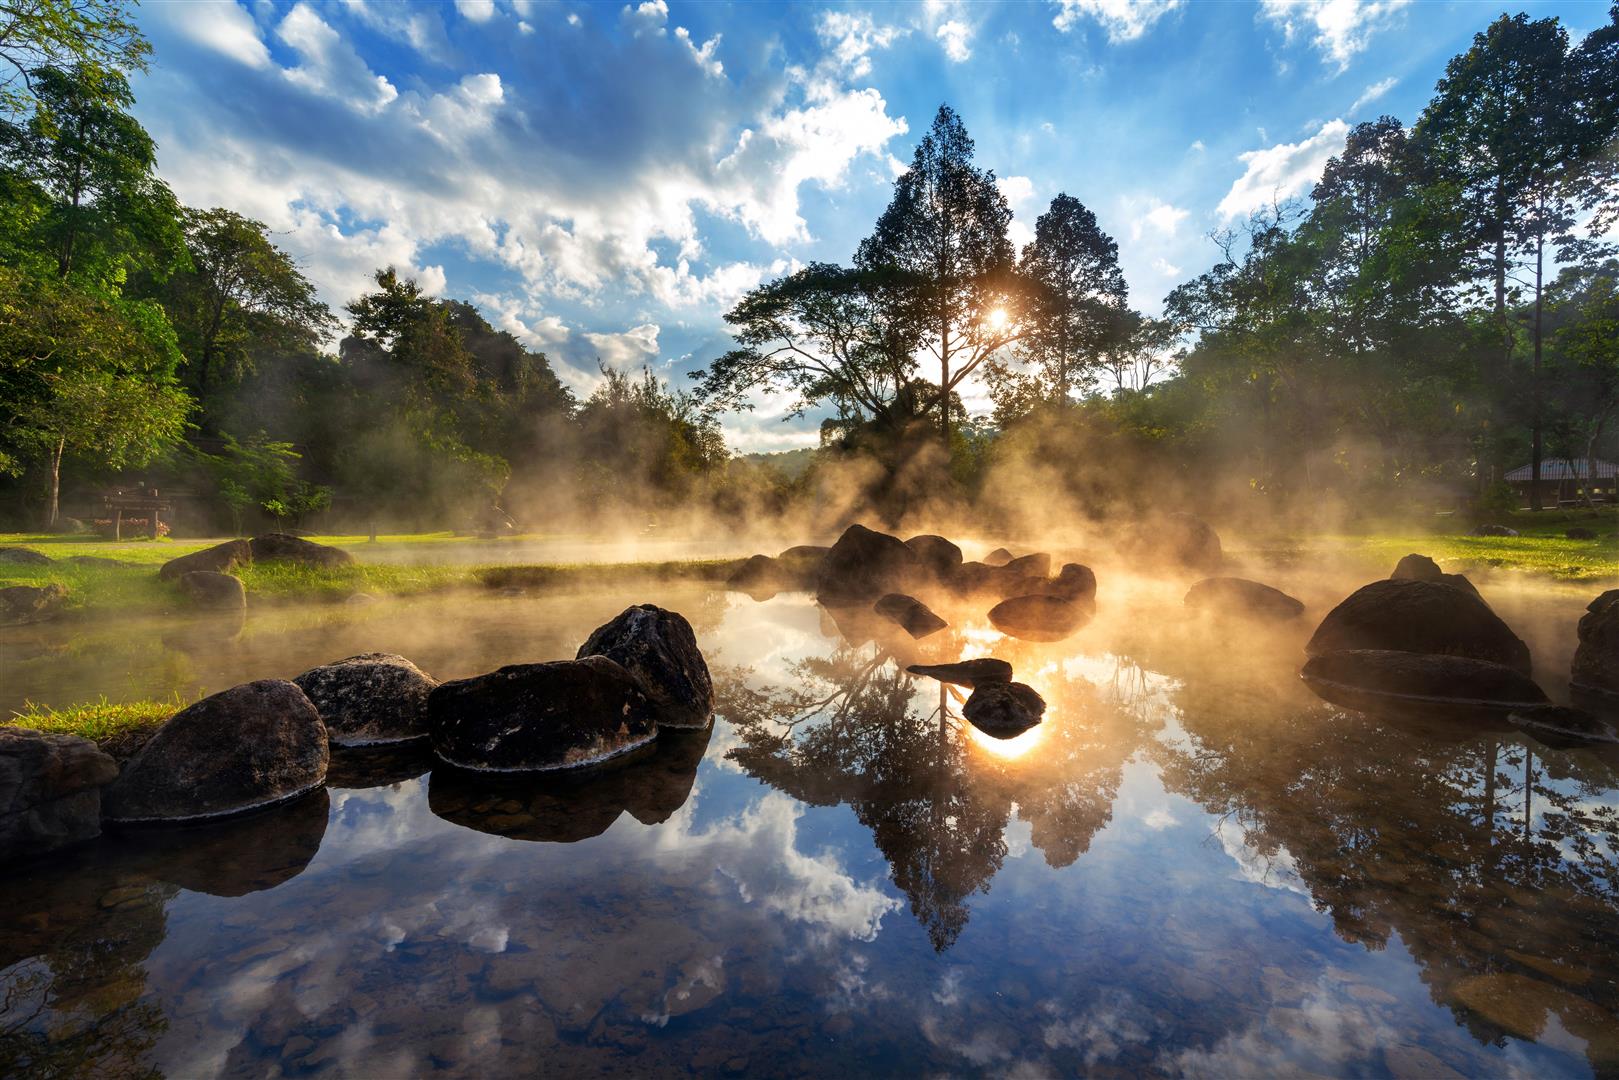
130;0;1612;450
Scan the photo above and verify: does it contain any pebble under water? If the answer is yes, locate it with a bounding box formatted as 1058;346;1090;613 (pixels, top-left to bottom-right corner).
2;579;1616;1077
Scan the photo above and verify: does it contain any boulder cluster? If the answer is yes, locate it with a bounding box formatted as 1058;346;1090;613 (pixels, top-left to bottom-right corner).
906;658;1046;738
1;602;713;864
157;534;356;611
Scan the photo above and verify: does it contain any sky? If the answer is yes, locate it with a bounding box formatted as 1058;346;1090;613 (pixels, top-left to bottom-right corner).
129;0;1614;452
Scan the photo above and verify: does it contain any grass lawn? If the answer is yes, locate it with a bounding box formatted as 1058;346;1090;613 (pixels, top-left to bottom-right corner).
4;696;185;761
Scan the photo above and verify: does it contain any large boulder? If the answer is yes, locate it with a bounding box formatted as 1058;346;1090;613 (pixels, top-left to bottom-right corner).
779;544;830;562
1184;577;1304;621
178;570;246;611
158;538;253;581
103;680;329;824
1302;649;1547;722
1388;553;1479;597
577;604;713;730
249;533;353;568
1;728;119;863
1002;552;1052;579
963;682;1046;737
905;535;964;579
988;594;1093;642
873;593;948;639
907;658;1014;687
1035;563;1096;603
1305;578;1532;675
726;554;786;598
950;562;1049;600
814;524;919;604
1572;590;1619;704
430;656;658;772
983;548;1014;567
0;546;51;565
294;653;439;747
0;583;67;626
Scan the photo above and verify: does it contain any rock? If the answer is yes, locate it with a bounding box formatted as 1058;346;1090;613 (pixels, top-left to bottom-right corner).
1471;523;1519;537
1002;552;1051;579
906;658;1014;687
1507;705;1617;749
1138;513;1222;571
814;524;919;604
951;561;1049;600
1041;563;1097;603
988;594;1093;642
0;728;119;863
249;533;353;567
577;604;713;730
1184;577;1304;621
178;570;246;611
1566;527;1597;540
983;547;1014;567
962;682;1046;737
1301;650;1547;721
873;593;948;639
430;656;657;772
904;535;963;579
0;546;51;565
293;653;439;747
130;786;330;896
726;554;784;596
0;583;67;626
1306;578;1532;675
778;545;830;562
103;680;328;824
158;538;252;581
1572;589;1619;703
1391;553;1443;582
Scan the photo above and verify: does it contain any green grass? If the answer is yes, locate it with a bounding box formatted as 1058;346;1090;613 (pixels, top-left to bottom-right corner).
5;695;184;761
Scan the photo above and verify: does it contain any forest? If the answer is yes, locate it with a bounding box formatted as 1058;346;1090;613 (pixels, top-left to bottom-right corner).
2;2;1617;535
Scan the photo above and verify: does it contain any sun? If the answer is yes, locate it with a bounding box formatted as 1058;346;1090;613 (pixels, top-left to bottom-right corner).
986;307;1008;330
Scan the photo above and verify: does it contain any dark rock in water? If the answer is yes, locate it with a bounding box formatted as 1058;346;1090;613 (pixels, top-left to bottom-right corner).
1301;649;1547;721
104;680;329;824
963;681;1046;737
323;742;434;789
905;535;964;578
428;724;711;843
1389;553;1480;596
988;594;1093;642
1002;552;1051;579
430;656;657;772
1184;577;1304;621
1572;589;1619;705
0;546;50;565
814;524;919;604
951;561;1050;600
178;570;246;611
158;538;252;581
727;554;784;597
250;533;353;567
1566;527;1597;541
1041;563;1097;603
1507;705;1618;749
1136;513;1222;571
1306;578;1531;675
873;593;948;639
983;548;1014;567
132;786;330;896
1;728;119;863
779;544;830;562
819;603;885;646
0;583;67;626
1471;523;1519;537
906;658;1014;687
577;604;713;730
294;653;439;747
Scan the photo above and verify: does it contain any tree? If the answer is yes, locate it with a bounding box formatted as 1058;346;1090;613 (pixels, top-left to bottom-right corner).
1546;261;1619;505
855;105;1020;446
193;433;332;535
0;0;148;118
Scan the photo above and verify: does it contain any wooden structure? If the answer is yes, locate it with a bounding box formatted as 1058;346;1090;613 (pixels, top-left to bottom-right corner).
1504;458;1618;506
102;486;174;540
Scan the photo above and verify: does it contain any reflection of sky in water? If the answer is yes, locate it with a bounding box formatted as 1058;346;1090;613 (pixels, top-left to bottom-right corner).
2;582;1616;1078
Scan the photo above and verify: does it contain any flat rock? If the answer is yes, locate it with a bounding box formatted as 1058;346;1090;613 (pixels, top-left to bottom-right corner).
178;570;246;611
159;538;252;581
904;535;963;578
1301;650;1547;722
1;727;119;862
1184;577;1304;621
249;534;353;567
988;594;1092;642
577;604;713;730
0;583;67;626
963;682;1046;737
1306;578;1531;674
103;680;329;824
873;593;948;639
0;547;51;565
814;524;919;604
294;653;439;747
906;658;1014;687
430;656;657;772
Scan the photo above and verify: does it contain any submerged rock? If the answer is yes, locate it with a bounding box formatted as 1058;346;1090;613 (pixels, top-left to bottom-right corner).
0;583;67;626
0;546;50;565
1;728;119;863
988;594;1093;642
1184;577;1304;621
577;604;713;730
294;653;439;747
1572;590;1619;706
178;570;246;611
963;681;1046;737
983;547;1014;567
905;534;964;579
103;680;329;824
1306;578;1531;675
1002;552;1052;579
430;656;657;772
158;538;252;581
906;658;1014;687
1301;649;1547;721
873;593;948;639
250;533;354;567
814;524;919;604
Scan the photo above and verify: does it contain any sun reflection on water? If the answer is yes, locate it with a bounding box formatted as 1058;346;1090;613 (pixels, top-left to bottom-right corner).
965;714;1048;760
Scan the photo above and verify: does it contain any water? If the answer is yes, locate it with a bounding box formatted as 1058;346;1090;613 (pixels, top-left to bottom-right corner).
3;574;1617;1077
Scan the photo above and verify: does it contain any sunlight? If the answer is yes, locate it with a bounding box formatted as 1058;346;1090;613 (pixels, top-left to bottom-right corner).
966;716;1048;760
986;306;1009;331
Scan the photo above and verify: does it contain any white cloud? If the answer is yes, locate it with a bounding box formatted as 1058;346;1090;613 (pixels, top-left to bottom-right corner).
155;1;270;68
1259;0;1410;71
338;0;452;62
624;0;668;37
278;3;398;114
1188;138;1206;153
1217;119;1348;219
816;11;905;79
997;175;1036;212
937;20;972;62
454;0;496;23
1130;199;1188;241
1052;0;1182;42
1351;76;1397;112
675;26;724;78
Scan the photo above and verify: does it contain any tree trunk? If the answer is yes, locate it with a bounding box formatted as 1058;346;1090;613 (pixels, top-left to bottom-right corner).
1530;233;1545;511
47;436;64;528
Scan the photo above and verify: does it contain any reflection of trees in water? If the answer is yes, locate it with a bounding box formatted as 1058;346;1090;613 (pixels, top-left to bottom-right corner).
1155;686;1619;1068
718;643;1144;950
